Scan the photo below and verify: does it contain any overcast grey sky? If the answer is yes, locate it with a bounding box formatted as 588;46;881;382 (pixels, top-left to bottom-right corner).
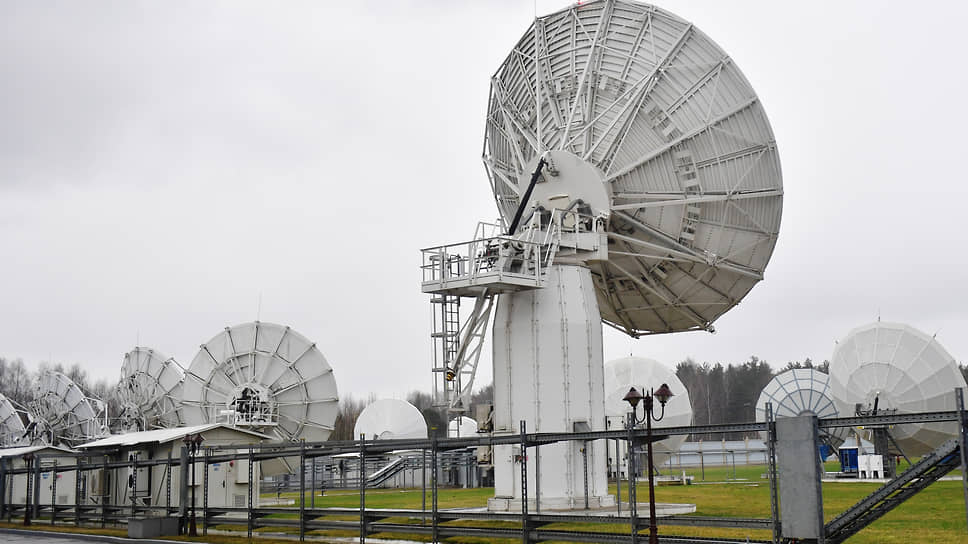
2;1;966;400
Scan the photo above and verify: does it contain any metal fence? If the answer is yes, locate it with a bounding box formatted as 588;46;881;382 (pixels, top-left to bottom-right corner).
0;407;965;544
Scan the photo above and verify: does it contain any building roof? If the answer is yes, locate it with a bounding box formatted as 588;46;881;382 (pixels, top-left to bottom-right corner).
76;423;270;450
0;444;73;459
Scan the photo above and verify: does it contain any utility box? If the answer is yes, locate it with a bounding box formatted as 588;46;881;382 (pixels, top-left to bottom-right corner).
777;415;824;542
859;454;884;479
128;517;179;538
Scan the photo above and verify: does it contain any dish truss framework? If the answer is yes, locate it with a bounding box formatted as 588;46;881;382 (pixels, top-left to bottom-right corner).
180;321;339;443
755;368;842;444
28;371;107;447
0;393;27;447
117;346;185;431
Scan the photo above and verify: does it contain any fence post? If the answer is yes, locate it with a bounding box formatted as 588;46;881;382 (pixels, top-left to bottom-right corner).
421;448;426;524
74;457;81;526
766;402;780;544
431;432;439;544
51;459;57;524
627;414;638;544
165;449;172;516
247;447;254;539
956;388;968;535
299;441;306;542
360;433;366;544
202;449;209;536
519;420;528;544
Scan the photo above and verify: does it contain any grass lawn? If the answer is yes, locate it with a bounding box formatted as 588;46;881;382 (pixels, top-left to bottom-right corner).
261;462;968;543
2;462;965;543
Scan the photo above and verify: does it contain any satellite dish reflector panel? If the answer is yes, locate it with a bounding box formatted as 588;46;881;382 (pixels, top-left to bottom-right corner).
448;416;479;438
29;371;105;447
118;347;185;430
755;368;840;442
0;393;27;447
829;321;967;456
354;399;428;441
483;0;783;336
604;356;692;456
181;321;339;443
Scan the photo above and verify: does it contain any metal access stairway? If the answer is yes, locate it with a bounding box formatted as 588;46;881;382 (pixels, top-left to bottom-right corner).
824;437;962;543
365;457;409;488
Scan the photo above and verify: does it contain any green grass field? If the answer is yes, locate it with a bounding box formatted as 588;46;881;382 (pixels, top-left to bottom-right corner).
2;462;965;543
262;462;968;543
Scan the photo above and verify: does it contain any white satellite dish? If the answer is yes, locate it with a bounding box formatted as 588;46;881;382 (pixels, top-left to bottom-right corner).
755;368;840;442
180;321;339;443
483;0;783;337
354;399;428;441
604;357;692;458
117;347;185;431
829;321;967;456
424;0;782;509
0;393;27;447
448;416;479;438
28;371;107;447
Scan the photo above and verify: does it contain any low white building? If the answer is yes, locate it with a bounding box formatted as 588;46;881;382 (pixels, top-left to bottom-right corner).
76;423;271;511
0;444;77;508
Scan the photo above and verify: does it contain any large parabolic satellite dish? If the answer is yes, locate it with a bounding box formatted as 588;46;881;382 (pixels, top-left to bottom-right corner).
423;0;782;510
483;0;783;336
28;371;106;447
829;321;967;456
117;347;185;431
180;321;339;443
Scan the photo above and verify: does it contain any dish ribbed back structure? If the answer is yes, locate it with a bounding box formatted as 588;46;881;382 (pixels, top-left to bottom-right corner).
0;393;26;447
29;371;105;447
180;321;339;443
755;368;839;442
117;347;185;431
829;321;966;456
483;0;783;337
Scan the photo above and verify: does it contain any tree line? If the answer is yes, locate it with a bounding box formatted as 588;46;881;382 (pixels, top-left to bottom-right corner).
675;356;829;440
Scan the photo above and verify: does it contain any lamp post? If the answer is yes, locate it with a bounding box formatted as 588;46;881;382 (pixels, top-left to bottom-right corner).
623;384;674;544
183;433;204;537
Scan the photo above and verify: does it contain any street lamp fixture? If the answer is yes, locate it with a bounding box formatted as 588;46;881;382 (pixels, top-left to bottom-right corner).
183;433;205;536
623;384;674;544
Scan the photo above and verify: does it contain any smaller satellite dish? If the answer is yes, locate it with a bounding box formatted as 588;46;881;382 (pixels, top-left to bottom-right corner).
117;347;185;431
755;368;840;443
829;321;967;456
0;393;27;447
354;399;427;441
448;416;479;438
29;371;106;447
604;357;692;458
180;321;340;443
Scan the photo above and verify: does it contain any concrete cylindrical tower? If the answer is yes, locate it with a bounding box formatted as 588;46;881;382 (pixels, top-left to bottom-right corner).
489;264;613;511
